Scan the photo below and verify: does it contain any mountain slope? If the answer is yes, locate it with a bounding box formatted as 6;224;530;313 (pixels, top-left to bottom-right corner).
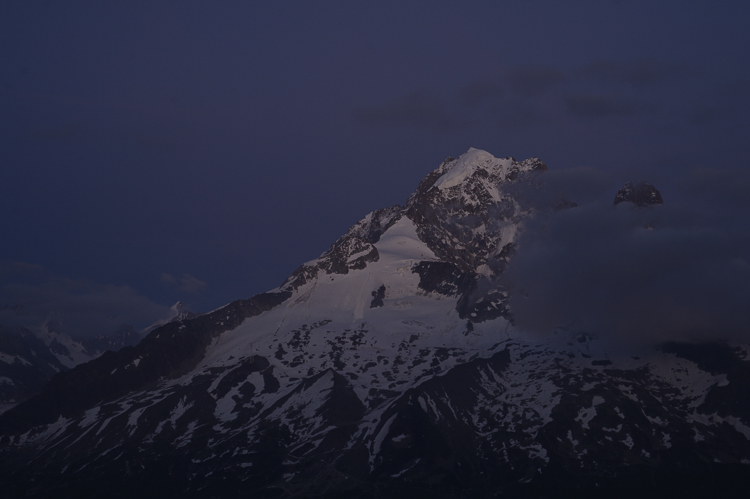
0;302;194;413
1;148;749;498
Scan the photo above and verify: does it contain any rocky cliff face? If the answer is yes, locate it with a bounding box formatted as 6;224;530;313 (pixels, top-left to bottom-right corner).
1;149;748;498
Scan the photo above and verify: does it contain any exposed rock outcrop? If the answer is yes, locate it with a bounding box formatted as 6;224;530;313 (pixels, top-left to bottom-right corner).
614;181;664;207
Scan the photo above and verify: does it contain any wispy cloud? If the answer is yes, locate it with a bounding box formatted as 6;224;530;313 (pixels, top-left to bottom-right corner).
505;66;566;97
0;262;171;338
160;272;207;294
356;59;684;130
563;93;649;118
354;88;467;131
581;58;691;88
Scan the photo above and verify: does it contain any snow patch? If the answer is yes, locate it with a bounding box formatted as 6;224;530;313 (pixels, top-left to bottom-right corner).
434;148;506;190
0;352;30;366
79;407;100;428
575;396;604;429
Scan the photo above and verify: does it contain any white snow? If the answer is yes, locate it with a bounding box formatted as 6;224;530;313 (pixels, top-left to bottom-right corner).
0;402;17;414
79;407;100;428
33;322;97;368
567;430;579;447
0;353;16;364
391;458;420;478
169;397;193;426
576;396;604;430
434;148;511;190
371;413;397;462
621;434;634;449
0;352;30;366
662;433;672;449
175;421;198;448
127;407;146;430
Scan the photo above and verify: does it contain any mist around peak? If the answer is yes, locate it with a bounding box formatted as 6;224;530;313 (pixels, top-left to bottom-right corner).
501;166;750;347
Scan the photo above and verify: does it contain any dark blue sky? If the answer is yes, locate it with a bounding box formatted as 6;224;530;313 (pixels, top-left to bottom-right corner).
1;1;749;334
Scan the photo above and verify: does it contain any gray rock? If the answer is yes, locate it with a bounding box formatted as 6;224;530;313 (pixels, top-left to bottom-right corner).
614;181;664;207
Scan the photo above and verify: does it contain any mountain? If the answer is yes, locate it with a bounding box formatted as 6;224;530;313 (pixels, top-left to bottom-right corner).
0;302;194;413
139;301;198;335
0;324;69;415
1;148;749;498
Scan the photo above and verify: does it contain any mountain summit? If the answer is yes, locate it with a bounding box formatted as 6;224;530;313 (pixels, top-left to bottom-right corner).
1;149;749;498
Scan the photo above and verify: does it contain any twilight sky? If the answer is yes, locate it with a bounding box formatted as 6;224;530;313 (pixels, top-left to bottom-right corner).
1;1;749;336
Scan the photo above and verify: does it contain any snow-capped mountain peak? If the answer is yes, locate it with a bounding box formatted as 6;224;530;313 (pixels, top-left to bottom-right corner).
2;149;749;499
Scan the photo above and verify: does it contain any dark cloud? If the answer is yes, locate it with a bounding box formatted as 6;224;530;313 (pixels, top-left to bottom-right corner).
563;93;647;118
459;66;564;104
505;66;566;97
358;65;566;131
354;89;467;131
488;100;545;129
501;168;750;347
459;79;504;107
160;272;207;294
359;62;667;130
582;58;691;88
357;59;697;130
0;262;172;338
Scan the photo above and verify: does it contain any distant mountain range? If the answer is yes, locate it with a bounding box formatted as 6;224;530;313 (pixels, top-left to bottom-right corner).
0;302;195;412
1;149;748;498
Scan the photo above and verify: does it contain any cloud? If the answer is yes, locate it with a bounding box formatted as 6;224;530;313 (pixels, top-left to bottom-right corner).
159;272;177;285
504;166;614;211
179;273;207;293
459;79;504;107
354;89;467;131
500;168;750;346
505;66;566;97
563;93;647;118
357;65;567;131
582;58;691;88
459;66;565;105
160;272;207;293
675;167;750;213
356;59;681;129
0;262;172;338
